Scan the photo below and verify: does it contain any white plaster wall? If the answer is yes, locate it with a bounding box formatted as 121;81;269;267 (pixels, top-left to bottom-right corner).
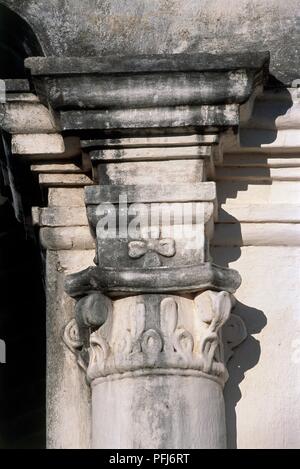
212;246;300;448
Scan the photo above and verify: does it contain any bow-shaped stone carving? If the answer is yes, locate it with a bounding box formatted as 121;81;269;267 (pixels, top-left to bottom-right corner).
128;238;176;267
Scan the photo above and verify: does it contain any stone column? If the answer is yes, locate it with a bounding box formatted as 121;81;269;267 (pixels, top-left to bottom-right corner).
85;292;233;449
63;135;243;448
26;51;269;448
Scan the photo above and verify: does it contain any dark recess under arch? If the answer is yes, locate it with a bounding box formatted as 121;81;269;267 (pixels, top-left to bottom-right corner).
0;2;43;78
0;3;46;449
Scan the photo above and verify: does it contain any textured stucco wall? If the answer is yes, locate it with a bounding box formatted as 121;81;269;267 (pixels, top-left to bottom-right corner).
0;0;299;84
213;246;300;449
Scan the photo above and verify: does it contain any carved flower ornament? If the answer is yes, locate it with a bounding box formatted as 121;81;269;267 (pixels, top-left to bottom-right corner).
128;238;176;267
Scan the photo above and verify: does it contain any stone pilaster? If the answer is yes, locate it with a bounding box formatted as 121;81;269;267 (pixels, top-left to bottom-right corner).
0;81;93;448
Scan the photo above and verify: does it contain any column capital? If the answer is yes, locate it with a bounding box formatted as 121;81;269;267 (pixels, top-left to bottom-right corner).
25;51;269;134
64;291;247;388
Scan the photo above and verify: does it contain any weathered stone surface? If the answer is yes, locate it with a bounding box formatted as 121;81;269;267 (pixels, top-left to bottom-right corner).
90;145;211;162
65;292;246;448
25;53;267;141
34;71;262;110
82;134;218;149
64;262;241;298
17;136;82;161
26;62;267;111
93;373;226;449
95;230;206;270
40;227;94;250
96;159;206;185
85;292;235;383
6;92;39;102
85;182;216;204
85;200;215;269
31;163;83;174
39;174;93;187
0;102;58;134
86;202;215;229
26;52;269;76
33;207;89;227
4;78;30;92
2;0;297;84
11;134;65;155
75;292;112;329
48;188;85;207
46;250;93;449
60;105;239;131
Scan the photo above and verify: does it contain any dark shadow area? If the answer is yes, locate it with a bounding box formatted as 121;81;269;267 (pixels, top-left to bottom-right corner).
0;132;46;449
0;4;46;448
216;209;242;265
211;80;294;440
214;82;293;445
0;3;43;78
212;205;268;448
0;196;46;448
217;180;271;207
224;301;267;448
240;79;293;145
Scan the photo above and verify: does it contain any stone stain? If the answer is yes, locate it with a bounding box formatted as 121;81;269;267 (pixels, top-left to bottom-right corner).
1;0;299;82
132;376;173;448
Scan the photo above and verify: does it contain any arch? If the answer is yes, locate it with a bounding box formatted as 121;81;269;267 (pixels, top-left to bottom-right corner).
0;3;43;78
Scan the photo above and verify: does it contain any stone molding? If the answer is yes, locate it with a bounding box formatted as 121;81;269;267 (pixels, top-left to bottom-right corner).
64;263;241;297
25;52;269;133
25;52;269;108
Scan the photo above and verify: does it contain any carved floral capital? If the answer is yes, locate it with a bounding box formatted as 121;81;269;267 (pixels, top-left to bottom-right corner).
64;291;247;387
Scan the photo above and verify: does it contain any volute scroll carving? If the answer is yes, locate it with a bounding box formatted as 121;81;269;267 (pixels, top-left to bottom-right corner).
62;291;247;386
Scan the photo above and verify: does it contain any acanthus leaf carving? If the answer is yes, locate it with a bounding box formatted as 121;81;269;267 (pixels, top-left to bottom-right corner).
76;291;244;385
63;288;246;385
160;297;178;337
